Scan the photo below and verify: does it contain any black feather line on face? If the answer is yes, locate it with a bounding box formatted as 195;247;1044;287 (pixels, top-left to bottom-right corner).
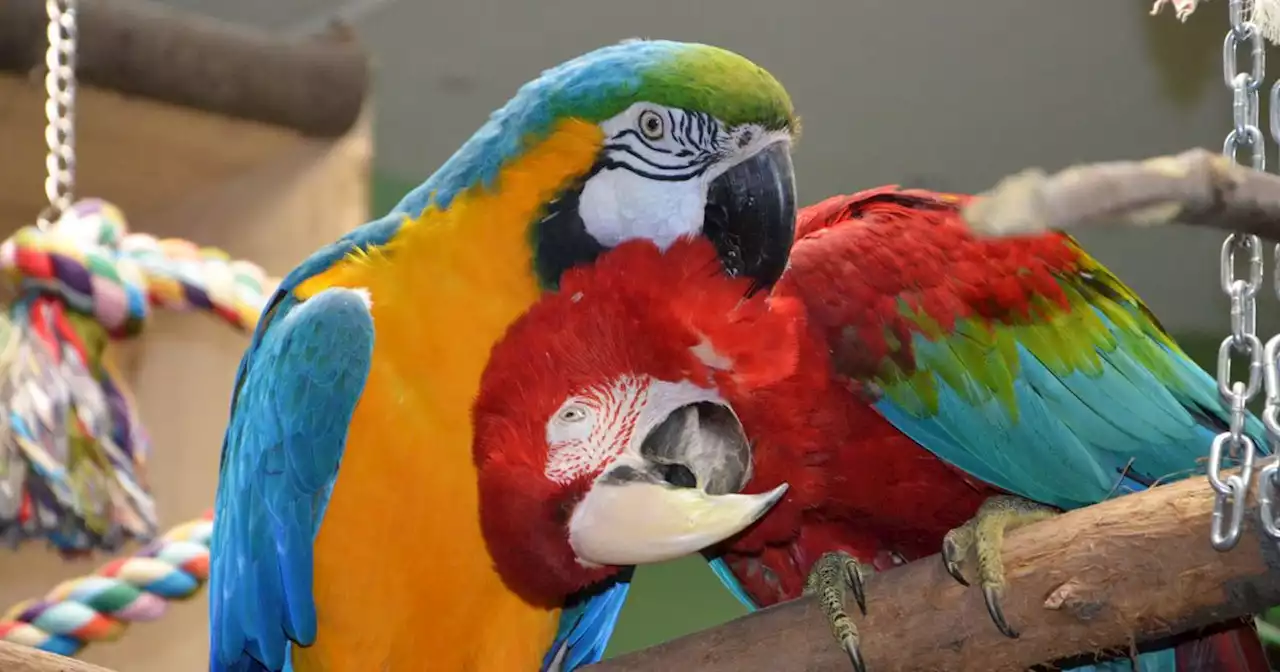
530;166;608;291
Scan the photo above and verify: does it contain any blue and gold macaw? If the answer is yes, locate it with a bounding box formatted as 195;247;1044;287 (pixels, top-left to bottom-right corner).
208;39;799;671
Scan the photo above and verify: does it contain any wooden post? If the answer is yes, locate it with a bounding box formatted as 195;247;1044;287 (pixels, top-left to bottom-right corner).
0;642;115;672
588;464;1280;672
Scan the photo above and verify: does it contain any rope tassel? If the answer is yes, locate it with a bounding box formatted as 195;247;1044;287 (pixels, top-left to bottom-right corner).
0;199;276;553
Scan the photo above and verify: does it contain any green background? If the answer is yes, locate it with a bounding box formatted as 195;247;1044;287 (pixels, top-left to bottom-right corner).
369;171;1230;660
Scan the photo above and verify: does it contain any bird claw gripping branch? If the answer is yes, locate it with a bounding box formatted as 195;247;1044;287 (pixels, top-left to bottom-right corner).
0;198;275;554
804;551;873;672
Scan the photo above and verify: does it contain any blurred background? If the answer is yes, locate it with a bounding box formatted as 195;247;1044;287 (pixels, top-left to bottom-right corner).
0;0;1275;666
155;0;1276;341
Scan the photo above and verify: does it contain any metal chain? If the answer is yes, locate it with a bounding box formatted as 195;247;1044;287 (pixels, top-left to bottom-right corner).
36;0;78;230
1210;0;1265;552
1260;8;1280;542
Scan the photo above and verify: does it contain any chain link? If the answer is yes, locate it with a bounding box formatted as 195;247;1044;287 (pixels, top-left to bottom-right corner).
1211;0;1266;552
1262;109;1280;539
36;0;78;230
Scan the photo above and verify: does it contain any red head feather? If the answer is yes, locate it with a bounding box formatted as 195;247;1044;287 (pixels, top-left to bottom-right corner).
472;237;804;604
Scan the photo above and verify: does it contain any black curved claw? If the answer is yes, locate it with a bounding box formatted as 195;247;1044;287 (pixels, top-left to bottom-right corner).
841;635;867;672
847;561;868;616
982;585;1019;639
941;537;970;587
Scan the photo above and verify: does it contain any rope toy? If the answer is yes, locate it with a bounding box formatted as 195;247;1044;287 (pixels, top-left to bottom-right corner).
0;510;212;657
0;198;276;553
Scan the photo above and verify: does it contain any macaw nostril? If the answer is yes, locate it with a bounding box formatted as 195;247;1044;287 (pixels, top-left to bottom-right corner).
659;463;699;489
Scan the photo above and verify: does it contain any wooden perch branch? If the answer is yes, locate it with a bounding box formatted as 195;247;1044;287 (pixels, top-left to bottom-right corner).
0;641;113;672
962;148;1280;240
0;0;370;137
588;463;1280;672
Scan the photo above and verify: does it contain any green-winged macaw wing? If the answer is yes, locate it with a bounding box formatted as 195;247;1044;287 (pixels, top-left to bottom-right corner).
787;187;1267;511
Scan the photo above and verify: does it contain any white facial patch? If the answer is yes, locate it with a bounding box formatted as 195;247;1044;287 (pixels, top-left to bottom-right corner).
577;103;723;251
577;171;706;250
542;374;731;485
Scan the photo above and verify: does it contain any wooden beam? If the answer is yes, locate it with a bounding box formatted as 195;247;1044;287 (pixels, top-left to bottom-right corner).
588;464;1280;672
0;642;114;672
962;147;1280;240
0;0;369;137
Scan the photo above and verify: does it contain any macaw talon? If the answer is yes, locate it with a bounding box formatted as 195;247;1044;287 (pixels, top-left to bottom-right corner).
804;550;873;672
841;634;867;672
982;584;1019;639
942;495;1059;641
847;559;868;616
940;530;972;587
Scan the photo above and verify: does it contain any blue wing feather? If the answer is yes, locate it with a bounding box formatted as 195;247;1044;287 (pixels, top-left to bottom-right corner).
874;307;1269;510
707;557;758;612
210;287;375;672
542;579;633;672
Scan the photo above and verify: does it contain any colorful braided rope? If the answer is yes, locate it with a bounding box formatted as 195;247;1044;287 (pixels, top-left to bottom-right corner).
0;510;213;657
0;199;277;553
2;199;275;336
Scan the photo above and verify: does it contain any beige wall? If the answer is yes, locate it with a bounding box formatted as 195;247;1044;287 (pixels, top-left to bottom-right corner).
0;107;371;671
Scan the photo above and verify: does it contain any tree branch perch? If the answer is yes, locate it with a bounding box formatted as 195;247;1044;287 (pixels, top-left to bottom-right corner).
588;463;1280;672
961;148;1280;240
0;641;113;672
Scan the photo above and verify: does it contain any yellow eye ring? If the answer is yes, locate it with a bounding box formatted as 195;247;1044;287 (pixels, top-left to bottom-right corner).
638;110;665;140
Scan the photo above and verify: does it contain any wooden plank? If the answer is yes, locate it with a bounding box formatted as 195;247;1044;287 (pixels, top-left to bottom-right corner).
0;642;114;672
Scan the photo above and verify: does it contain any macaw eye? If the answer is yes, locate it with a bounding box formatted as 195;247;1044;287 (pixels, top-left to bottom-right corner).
638;110;665;140
558;405;589;423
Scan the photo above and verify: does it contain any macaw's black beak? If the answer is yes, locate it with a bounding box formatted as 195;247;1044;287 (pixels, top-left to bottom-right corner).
703;141;797;294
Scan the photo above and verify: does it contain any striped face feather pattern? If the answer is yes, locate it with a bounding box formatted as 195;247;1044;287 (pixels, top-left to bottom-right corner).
597;104;731;181
544;375;650;485
541;374;740;486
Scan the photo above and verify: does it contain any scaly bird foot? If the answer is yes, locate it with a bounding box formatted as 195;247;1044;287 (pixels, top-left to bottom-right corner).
804;550;872;672
940;495;1058;639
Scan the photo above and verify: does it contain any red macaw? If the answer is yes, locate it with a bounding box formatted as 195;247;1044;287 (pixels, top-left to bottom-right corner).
470;187;1272;672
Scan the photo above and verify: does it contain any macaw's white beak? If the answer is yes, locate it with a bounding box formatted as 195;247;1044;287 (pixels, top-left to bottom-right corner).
567;401;789;566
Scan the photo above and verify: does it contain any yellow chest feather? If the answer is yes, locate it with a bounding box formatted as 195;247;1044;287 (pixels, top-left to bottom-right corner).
288;120;604;671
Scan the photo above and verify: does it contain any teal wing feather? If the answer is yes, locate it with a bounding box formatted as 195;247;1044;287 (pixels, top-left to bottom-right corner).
707;556;758;611
866;241;1267;509
542;579;633;671
209;287;375;672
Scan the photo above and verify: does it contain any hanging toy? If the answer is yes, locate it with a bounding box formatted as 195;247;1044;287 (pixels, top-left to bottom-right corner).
0;200;275;554
0;0;275;555
0;200;152;553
